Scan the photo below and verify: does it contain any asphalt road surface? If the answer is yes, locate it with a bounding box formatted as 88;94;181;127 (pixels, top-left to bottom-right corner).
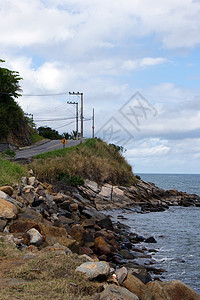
15;139;81;159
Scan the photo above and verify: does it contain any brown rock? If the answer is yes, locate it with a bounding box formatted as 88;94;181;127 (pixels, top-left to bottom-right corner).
123;273;145;299
70;203;79;211
96;284;139;300
9;220;40;233
82;217;96;227
0;198;18;219
94;236;112;255
79;246;94;256
0;186;13;196
68;224;86;245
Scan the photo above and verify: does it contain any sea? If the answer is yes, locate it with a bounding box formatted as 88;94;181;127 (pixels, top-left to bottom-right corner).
109;173;200;294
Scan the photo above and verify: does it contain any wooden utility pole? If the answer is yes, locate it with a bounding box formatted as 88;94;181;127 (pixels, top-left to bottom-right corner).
69;92;83;143
67;101;78;140
92;108;95;138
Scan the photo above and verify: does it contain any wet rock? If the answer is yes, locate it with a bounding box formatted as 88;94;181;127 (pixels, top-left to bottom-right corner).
27;228;43;246
0;186;13;196
144;236;157;243
119;249;135;259
131;268;152;284
116;266;128;285
0;198;18;219
97;216;113;231
95;284;139;300
94;236;112;255
76;261;110;280
123;273;145;299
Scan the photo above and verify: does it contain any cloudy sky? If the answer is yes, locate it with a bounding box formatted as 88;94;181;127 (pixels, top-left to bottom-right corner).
1;0;200;174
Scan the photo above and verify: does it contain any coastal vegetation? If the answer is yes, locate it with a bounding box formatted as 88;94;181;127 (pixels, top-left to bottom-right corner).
0;158;27;186
31;138;136;186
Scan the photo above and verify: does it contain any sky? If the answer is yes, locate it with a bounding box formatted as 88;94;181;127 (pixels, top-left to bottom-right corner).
0;0;200;174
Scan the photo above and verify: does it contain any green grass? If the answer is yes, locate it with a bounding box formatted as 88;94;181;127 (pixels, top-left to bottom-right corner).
31;139;136;186
30;133;44;144
0;158;28;186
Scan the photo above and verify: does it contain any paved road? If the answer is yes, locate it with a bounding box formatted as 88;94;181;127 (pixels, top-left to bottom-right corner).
15;139;81;159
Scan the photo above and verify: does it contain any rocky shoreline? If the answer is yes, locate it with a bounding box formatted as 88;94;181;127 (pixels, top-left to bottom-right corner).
0;175;200;299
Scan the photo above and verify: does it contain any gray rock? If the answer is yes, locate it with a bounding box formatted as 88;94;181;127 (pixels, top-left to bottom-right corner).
95;284;139;300
84;179;101;193
28;177;36;186
116;266;128;284
76;261;110;280
27;228;43;246
119;249;135;259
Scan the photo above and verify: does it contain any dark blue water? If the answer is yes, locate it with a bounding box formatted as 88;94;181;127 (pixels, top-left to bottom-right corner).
111;174;200;294
137;173;200;196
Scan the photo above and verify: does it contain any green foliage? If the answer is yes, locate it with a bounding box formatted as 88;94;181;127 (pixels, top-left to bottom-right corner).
37;126;63;140
0;60;28;140
2;149;16;158
30;132;44;144
58;172;84;186
0;159;28;185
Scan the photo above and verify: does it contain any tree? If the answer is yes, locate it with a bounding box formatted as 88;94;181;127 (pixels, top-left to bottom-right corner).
0;60;25;140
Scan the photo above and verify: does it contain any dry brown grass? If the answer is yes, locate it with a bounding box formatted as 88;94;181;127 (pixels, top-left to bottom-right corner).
31;139;136;186
0;252;101;299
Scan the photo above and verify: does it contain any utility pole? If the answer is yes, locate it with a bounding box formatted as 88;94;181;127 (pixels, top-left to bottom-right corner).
67;101;78;140
69;92;83;143
92;108;95;138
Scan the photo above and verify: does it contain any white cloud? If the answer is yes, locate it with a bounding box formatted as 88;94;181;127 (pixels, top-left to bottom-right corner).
122;57;167;70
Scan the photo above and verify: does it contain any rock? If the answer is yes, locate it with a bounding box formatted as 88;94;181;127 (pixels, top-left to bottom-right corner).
0;198;18;219
82;209;105;221
10;220;40;233
0;219;7;231
78;254;94;262
144;236;157;243
58;216;74;225
68;224;86;245
21;177;28;185
25;245;39;253
122;273;145;299
27;228;43;246
28;177;36;186
79;246;94;256
0;191;23;208
94;236;112;255
143;280;200;300
131;268;152;284
97;216;113;231
84;179;100;193
39;224;78;252
119;249;135;259
116;266;128;285
70;203;79;211
54;193;67;204
82;217;96;227
76;261;110;280
95;284;139;300
0;186;13;196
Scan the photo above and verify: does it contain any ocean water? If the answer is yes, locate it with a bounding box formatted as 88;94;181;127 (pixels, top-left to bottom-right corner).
111;174;200;294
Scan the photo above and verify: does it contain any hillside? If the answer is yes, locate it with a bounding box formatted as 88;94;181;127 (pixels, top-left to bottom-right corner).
31;139;136;186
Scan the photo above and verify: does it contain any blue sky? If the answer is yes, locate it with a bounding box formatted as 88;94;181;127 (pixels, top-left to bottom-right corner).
1;0;200;174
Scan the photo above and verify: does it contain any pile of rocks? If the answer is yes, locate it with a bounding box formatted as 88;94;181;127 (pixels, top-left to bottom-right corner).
0;176;200;299
76;262;200;299
77;179;200;211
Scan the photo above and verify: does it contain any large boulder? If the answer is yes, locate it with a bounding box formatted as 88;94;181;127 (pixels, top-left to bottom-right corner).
68;224;86;245
143;280;200;300
96;284;139;300
76;261;110;280
0;198;18;219
94;236;112;255
123;273;145;299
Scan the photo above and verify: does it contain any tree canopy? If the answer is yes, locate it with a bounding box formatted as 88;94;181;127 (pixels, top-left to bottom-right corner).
0;60;24;140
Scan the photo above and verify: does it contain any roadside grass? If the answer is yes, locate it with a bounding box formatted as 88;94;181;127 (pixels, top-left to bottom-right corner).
0;158;28;186
31;139;136;186
30;133;44;144
0;252;101;300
